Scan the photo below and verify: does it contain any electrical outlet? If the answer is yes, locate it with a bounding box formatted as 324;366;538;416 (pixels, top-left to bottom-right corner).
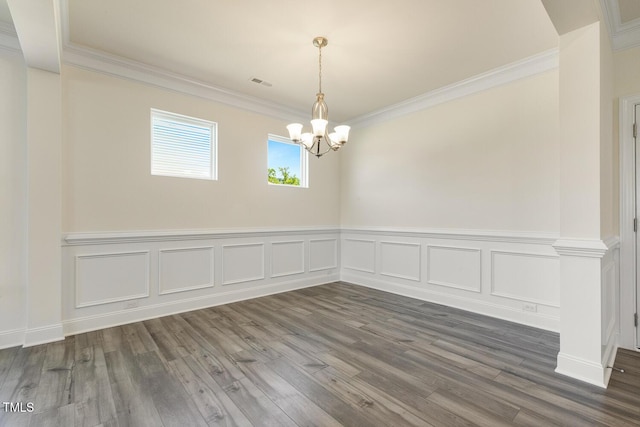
523;303;537;313
124;300;139;309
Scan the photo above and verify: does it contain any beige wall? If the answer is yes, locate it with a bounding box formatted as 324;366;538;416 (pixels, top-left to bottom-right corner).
613;46;640;239
558;23;603;240
0;52;27;333
614;45;640;96
340;70;560;233
62;66;341;232
25;67;63;339
600;20;616;239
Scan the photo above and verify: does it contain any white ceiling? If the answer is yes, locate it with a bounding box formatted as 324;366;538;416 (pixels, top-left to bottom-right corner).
65;0;558;123
618;0;640;23
2;1;640;123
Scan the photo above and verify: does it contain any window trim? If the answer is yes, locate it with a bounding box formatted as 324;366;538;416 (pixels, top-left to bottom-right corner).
267;133;309;188
150;108;218;181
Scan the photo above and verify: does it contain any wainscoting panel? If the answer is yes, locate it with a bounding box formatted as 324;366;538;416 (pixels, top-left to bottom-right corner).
380;241;421;281
62;228;340;336
222;243;265;285
490;251;559;306
601;242;620;373
340;228;561;331
602;260;616;343
76;251;150;308
271;241;304;278
309;238;338;272
427;245;481;292
158;247;214;295
343;238;376;273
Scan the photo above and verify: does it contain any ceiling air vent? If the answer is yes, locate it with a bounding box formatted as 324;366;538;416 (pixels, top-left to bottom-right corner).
249;77;272;87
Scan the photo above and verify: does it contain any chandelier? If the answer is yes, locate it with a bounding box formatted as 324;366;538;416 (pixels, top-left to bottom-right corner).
287;37;350;158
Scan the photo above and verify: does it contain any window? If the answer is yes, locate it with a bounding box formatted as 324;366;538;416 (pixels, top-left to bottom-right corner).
267;134;308;187
151;109;217;180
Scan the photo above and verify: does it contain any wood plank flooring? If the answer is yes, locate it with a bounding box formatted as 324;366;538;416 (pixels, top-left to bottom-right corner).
1;282;639;426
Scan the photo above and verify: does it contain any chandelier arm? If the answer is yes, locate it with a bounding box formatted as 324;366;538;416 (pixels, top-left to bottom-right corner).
303;137;333;158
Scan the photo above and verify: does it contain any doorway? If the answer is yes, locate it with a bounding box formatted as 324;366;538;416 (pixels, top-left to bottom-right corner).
620;94;640;350
635;104;640;347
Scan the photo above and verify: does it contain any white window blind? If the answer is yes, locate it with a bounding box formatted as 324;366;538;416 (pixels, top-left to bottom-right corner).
151;109;217;180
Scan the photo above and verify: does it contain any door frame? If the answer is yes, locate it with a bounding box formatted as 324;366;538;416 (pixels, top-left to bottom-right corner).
620;94;640;349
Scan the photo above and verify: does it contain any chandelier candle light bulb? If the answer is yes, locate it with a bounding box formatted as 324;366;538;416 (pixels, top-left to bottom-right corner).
287;36;350;158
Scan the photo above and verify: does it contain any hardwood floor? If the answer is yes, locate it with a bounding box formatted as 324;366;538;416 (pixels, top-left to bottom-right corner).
1;282;639;426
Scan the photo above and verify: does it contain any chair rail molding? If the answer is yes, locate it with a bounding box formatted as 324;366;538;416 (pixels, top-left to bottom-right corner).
552;238;613;258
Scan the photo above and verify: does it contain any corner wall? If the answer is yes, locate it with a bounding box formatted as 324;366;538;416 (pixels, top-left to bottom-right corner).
340;71;560;233
339;70;562;331
0;50;27;348
59;65;342;334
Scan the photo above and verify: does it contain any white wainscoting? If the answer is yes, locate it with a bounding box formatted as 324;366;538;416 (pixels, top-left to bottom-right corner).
380;241;421;282
62;227;340;335
340;228;561;331
553;237;621;388
271;240;305;278
490;251;559;306
601;239;621;384
75;251;150;308
309;238;338;272
222;243;265;285
158;247;214;295
427;245;481;292
343;238;376;273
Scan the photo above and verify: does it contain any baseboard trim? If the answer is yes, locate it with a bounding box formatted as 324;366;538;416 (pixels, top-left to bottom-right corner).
0;328;25;350
341;273;559;332
23;323;65;348
602;331;620;387
63;274;339;336
555;352;608;388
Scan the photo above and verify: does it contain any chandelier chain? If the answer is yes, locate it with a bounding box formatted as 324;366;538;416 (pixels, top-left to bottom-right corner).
318;43;323;94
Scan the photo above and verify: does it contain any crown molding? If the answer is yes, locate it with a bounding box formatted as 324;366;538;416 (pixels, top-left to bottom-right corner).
62;43;308;124
348;47;559;129
63;42;558;130
0;21;20;54
601;0;640;51
58;0;307;123
57;0;560;130
58;0;560;129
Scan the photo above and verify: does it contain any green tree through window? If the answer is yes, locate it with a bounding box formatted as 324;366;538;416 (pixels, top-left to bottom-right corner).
268;167;300;185
267;136;307;187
